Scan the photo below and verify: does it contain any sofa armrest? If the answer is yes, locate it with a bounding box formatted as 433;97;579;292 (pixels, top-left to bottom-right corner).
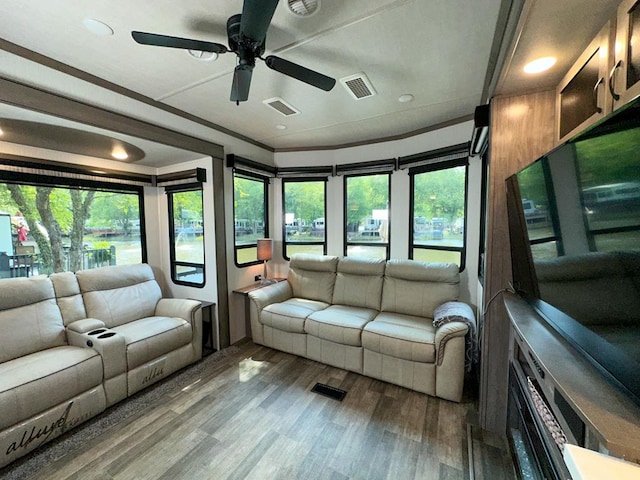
67;318;106;333
434;320;469;365
248;281;293;313
155;298;202;325
434;320;468;402
247;281;293;345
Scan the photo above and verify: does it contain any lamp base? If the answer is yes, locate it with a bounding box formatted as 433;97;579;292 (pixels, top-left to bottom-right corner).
259;260;274;286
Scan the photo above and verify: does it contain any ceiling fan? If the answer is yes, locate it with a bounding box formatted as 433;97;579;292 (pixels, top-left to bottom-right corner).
131;0;336;104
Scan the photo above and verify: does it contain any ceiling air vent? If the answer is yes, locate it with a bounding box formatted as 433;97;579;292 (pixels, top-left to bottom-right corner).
263;97;300;116
286;0;321;17
340;73;376;100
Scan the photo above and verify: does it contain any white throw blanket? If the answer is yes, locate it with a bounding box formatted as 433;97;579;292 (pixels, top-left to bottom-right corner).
433;301;478;372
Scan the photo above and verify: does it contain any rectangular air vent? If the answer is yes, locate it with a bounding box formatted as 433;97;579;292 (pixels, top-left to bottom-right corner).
340;72;376;100
263;97;300;116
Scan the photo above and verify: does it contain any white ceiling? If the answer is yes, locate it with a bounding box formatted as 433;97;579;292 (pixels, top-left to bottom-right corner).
0;0;622;163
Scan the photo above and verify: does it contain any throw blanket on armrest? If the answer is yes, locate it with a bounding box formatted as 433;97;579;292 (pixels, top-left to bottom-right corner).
433;301;478;372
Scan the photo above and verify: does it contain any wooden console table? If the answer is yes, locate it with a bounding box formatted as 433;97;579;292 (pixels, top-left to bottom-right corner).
233;278;286;339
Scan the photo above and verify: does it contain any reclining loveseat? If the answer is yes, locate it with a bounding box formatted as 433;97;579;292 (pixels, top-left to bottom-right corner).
0;263;202;468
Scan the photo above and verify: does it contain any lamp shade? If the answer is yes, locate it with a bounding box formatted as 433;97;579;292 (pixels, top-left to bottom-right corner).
257;238;273;261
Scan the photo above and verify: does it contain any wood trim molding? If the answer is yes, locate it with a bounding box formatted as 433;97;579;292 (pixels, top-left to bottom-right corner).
480;90;556;434
0;38;272;152
0;78;224;159
273;114;475;153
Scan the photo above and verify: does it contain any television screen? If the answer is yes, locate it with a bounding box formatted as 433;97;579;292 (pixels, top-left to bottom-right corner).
506;96;640;406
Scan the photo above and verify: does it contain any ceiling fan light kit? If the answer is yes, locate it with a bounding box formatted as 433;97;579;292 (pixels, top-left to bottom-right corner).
131;0;335;103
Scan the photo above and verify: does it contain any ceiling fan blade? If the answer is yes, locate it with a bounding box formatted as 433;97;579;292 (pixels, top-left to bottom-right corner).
240;0;279;43
131;31;228;54
265;55;336;92
231;65;254;102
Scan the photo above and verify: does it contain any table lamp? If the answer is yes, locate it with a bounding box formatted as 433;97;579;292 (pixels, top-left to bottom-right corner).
257;238;274;285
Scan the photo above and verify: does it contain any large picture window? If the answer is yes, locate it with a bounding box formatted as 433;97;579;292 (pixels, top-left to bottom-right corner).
344;173;390;259
233;172;268;266
167;186;205;286
0;179;145;277
410;162;468;268
282;179;327;259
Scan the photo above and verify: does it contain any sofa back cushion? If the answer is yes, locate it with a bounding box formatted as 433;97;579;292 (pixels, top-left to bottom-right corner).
288;254;338;304
0;276;66;363
50;271;87;325
535;252;640;326
333;257;385;310
76;263;162;328
381;260;459;318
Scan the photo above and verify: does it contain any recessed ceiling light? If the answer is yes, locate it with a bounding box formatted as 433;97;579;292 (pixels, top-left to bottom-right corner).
523;56;556;74
82;18;114;36
398;94;414;103
188;50;218;61
275;124;287;130
111;148;128;160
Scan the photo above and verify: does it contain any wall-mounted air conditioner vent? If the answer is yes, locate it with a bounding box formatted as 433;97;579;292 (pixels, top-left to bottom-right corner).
340;72;376;100
263;97;300;116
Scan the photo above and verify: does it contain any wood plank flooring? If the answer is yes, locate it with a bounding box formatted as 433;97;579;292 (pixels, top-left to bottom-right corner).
25;342;515;480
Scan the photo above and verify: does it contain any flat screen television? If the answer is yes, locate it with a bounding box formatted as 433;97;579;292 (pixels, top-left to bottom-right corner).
506;95;640;407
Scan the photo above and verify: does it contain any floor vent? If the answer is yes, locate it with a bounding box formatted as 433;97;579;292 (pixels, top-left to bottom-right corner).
311;382;347;401
340;72;376;100
263;97;300;116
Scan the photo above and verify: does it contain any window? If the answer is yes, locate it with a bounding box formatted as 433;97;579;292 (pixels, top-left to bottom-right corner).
344;173;390;259
410;162;468;268
233;172;268;266
0;179;145;276
167;186;205;286
282;179;327;259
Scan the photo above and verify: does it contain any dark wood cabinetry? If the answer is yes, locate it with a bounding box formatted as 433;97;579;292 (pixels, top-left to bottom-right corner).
611;0;640;108
556;22;615;142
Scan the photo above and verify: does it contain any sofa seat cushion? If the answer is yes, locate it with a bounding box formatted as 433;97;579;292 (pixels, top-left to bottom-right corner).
260;298;329;333
362;312;436;363
112;316;192;370
305;305;377;346
0;346;103;431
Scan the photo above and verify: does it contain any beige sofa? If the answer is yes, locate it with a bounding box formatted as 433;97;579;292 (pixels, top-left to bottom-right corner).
248;254;473;402
0;263;202;468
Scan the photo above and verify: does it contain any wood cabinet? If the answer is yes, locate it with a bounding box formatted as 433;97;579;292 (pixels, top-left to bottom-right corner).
611;0;640;108
556;22;615;143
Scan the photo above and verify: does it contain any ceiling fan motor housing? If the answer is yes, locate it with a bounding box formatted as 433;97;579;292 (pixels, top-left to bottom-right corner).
227;13;264;61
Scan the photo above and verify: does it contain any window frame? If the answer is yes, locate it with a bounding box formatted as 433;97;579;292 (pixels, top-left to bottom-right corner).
281;177;328;261
408;159;469;271
167;183;205;287
233;170;270;268
343;171;391;260
0;170;148;269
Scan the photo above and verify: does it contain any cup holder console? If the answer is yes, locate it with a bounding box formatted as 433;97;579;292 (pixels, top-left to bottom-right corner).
85;329;117;347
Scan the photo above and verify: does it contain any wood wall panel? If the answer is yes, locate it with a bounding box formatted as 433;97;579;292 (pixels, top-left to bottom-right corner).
479;90;556;433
